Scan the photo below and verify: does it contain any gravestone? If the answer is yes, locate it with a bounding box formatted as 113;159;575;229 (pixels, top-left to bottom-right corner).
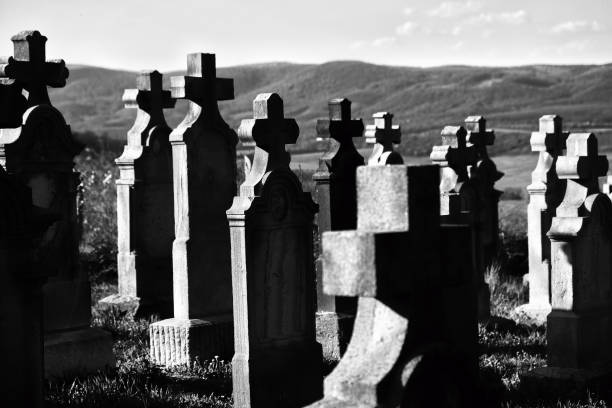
227;93;322;407
99;70;176;317
515;115;568;323
312;98;364;360
149;53;236;366
307;164;477;408
0;30;114;376
430;126;488;320
465;116;503;267
0;77;53;408
364;112;403;165
522;133;612;391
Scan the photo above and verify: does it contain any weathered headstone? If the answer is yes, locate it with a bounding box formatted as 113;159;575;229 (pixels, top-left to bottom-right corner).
228;93;322;407
99;70;176;317
149;53;236;366
0;77;51;408
523;133;612;391
465;116;503;267
364;112;403;165
430;126;489;320
307;164;477;408
312;98;364;360
0;30;114;376
515;115;568;323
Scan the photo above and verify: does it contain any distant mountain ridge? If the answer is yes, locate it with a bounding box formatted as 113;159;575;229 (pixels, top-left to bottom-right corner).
48;61;612;155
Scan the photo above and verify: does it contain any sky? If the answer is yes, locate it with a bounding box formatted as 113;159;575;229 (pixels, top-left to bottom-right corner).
0;0;611;71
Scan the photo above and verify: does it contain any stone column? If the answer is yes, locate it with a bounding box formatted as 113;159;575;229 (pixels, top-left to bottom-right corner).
227;93;322;407
515;115;568;323
99;70;176;317
306;164;477;407
149;53;237;366
0;30;114;377
312;98;364;360
364;112;403;165
523;132;612;391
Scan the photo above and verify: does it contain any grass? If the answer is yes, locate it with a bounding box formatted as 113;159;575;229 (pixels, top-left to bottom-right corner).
52;149;611;407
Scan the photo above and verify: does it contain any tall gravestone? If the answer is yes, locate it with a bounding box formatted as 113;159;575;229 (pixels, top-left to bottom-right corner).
228;93;323;407
307;164;477;408
523;133;612;390
99;70;176;317
149;53;236;366
430;126;489;320
365;112;403;165
0;30;114;376
312;98;364;360
465;116;503;267
515;115;568;323
0;78;53;408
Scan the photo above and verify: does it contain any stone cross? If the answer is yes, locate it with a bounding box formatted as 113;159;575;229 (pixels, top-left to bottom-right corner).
515;115;568;323
0;30;68;106
465;116;503;280
98;70;176;318
524;132;612;388
312;98;364;360
0;31;115;378
364;111;403;165
307;164;478;407
228;92;322;407
149;53;237;367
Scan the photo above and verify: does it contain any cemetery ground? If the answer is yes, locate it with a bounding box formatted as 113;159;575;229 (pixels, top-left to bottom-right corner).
48;147;609;408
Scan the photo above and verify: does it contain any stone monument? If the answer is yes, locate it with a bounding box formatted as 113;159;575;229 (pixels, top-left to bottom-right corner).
364;112;403;165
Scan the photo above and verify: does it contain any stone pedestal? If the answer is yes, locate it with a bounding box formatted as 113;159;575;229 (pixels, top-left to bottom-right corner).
515;115;568;323
228;93;322;407
149;53;237;365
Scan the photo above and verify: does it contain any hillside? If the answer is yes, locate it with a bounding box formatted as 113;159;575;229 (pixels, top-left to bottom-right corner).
49;61;612;156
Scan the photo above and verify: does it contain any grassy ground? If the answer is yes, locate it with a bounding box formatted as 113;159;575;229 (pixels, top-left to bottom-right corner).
49;149;610;407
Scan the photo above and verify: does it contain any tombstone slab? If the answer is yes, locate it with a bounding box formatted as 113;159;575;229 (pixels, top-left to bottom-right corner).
522;132;612;393
515;115;568;324
313;98;364;360
228;93;322;407
364;112;403;165
149;53;237;366
99;70;176;318
0;30;114;377
306;164;478;408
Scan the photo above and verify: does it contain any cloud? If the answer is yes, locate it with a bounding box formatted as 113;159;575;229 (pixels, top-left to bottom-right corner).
403;7;414;16
467;10;527;25
452;41;464;50
551;20;603;34
372;36;397;47
396;21;417;35
349;40;366;49
428;1;482;18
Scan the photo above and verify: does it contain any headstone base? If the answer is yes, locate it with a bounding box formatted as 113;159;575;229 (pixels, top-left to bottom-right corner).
44;327;115;378
98;294;172;319
149;316;233;366
521;365;612;399
316;312;354;362
513;302;551;325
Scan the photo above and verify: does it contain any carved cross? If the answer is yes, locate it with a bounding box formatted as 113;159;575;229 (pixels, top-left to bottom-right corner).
238;93;299;196
430;125;476;181
316;98;363;144
365;112;402;165
465;116;494;157
530;115;568;155
170;53;233;109
0;31;68;106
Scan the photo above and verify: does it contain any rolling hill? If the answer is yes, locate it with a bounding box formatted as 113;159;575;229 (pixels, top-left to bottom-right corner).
48;61;612;156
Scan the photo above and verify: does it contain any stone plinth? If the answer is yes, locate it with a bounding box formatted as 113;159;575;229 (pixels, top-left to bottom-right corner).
522;132;612;390
228;93;322;407
515;115;568;324
0;30;114;376
307;164;477;408
313;98;364;360
99;70;176;318
149;53;237;366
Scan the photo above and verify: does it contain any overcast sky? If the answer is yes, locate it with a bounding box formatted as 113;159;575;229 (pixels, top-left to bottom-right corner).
1;0;610;71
